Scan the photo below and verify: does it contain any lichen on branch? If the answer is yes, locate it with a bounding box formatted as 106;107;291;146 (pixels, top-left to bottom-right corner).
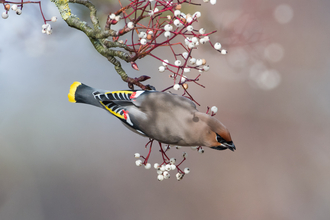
51;0;136;88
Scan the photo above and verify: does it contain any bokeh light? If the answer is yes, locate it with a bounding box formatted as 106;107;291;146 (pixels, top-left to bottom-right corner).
1;1;330;220
274;4;294;24
264;43;285;63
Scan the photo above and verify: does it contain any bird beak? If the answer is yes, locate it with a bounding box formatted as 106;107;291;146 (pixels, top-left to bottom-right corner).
211;142;236;151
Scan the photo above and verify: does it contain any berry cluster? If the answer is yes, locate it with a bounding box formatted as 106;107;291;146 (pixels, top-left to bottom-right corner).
1;1;56;35
134;142;191;181
3;0;228;180
103;0;226;101
133;105;218;181
1;3;22;19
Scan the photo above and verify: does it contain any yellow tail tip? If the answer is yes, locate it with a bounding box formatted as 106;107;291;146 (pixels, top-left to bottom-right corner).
68;81;81;103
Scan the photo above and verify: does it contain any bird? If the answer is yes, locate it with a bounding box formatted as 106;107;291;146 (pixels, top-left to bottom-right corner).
68;82;235;151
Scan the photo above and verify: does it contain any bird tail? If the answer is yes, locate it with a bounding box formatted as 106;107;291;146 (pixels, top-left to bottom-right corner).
68;81;103;108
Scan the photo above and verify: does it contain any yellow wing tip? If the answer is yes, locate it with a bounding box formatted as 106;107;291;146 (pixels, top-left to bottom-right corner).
68;81;81;103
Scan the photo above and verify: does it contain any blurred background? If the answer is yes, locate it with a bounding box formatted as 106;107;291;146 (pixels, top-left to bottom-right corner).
1;0;330;219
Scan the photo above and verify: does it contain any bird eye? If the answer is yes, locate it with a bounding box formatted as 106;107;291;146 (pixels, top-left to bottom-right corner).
216;133;225;143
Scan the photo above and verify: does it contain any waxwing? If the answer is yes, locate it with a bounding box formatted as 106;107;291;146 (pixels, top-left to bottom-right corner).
68;82;235;151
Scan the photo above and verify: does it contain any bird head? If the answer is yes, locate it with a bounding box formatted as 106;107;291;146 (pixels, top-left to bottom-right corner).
198;112;236;151
211;133;236;151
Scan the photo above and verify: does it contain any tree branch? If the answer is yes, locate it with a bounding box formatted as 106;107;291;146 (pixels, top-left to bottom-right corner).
51;0;151;89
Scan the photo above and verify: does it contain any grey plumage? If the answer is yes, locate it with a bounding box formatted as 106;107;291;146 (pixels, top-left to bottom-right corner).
68;82;235;151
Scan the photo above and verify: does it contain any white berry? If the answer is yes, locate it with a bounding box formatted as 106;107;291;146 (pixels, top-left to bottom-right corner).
199;28;205;34
109;13;116;19
184;68;191;73
174;10;181;17
11;4;18;11
194;11;201;18
182;52;189;59
176;173;184;180
157;174;164;181
189;58;196;64
174;60;181;66
2;12;8;19
203;65;210;71
148;10;154;16
173;84;180;90
184;37;191;45
170;158;176;164
210;0;217;5
211;106;218;113
127;21;134;29
188;43;194;49
135;160;143;166
173;19;181;27
164;31;171;38
163;171;170;179
140;39;147;45
162;59;169;66
160;165;166;172
203;36;210;42
138;31;147;38
134;153;140;158
196;59;203;66
51;16;57;22
187;25;194;31
46;25;52;35
184;167;190;174
214;42;222;50
42;23;49;31
164;24;173;31
170;164;176;170
145;163;151;169
154;163;160;169
16;9;22;15
115;16;121;21
158;66;165;72
181;76;187;83
165;164;172;171
221;49;227;54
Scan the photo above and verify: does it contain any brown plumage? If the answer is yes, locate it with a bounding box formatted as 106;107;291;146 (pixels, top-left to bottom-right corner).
68;82;235;151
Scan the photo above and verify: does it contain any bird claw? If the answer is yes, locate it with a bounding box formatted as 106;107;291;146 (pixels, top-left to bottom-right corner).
125;75;155;90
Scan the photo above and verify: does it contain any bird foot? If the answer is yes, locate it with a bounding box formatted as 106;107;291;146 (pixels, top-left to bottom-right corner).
125;75;155;90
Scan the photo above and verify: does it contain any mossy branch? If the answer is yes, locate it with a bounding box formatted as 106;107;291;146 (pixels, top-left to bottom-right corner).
51;0;151;89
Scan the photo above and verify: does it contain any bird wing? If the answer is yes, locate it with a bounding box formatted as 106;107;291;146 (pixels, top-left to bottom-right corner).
92;90;147;135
